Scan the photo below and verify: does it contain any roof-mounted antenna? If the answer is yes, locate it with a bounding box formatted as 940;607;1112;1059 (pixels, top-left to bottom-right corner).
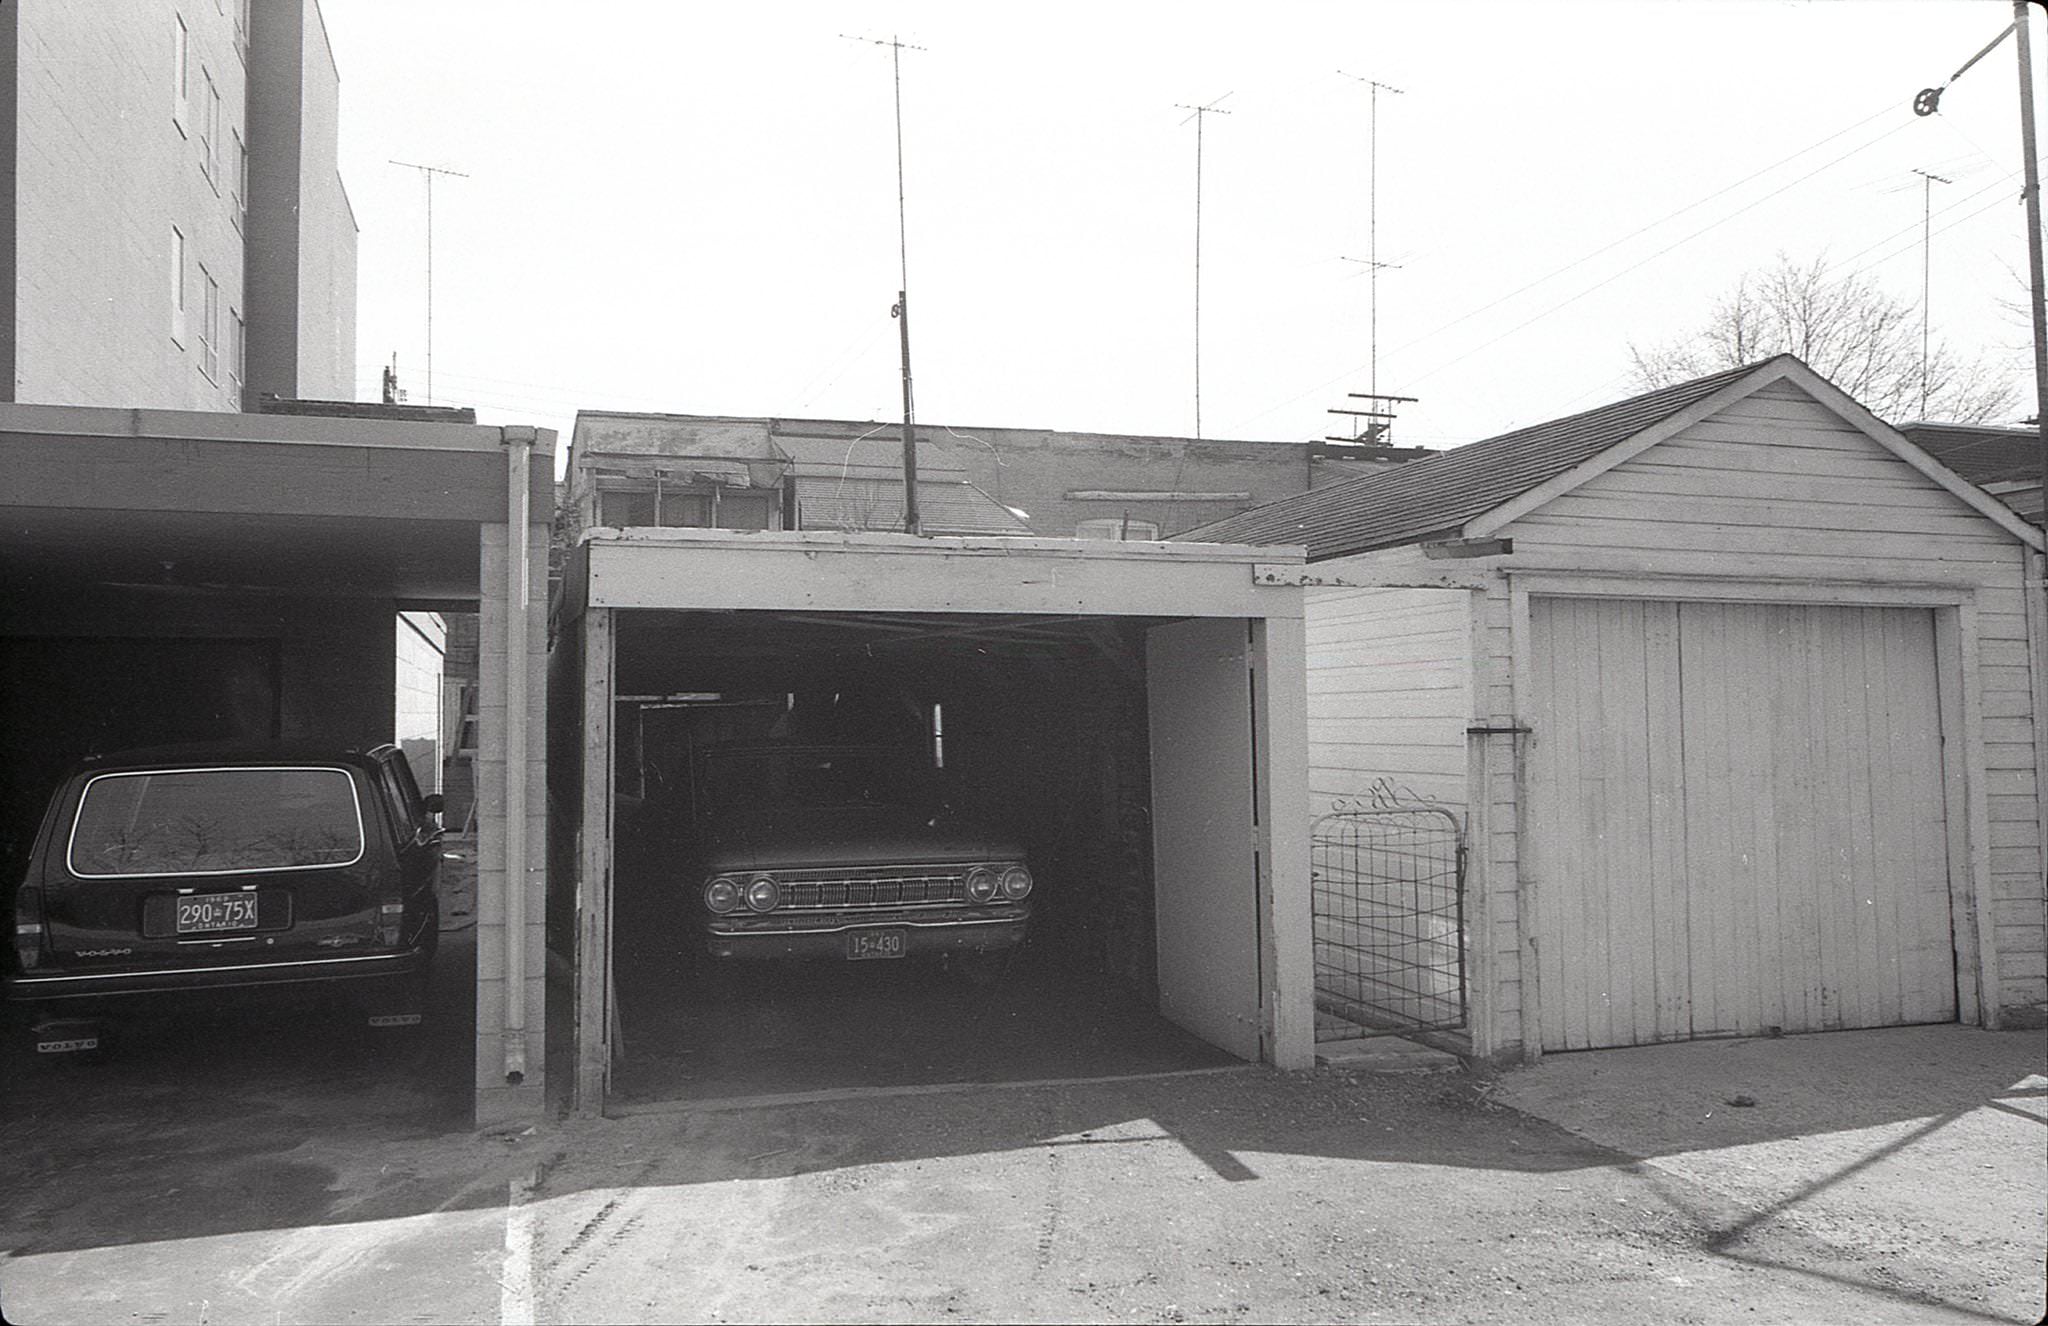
1175;93;1233;439
843;33;928;534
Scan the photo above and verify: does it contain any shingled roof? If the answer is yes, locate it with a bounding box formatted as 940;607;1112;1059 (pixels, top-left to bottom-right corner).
1898;422;2039;487
1178;358;1772;560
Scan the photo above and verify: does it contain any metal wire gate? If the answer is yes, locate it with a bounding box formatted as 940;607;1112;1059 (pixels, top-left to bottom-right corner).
1311;806;1468;1040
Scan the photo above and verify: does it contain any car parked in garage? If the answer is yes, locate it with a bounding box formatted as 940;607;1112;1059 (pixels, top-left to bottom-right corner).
4;744;443;1052
672;743;1032;978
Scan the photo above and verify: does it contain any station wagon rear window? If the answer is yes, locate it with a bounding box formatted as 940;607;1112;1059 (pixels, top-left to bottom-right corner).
67;767;365;877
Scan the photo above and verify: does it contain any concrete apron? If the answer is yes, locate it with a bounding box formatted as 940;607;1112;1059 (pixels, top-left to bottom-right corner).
1498;1023;2048;1322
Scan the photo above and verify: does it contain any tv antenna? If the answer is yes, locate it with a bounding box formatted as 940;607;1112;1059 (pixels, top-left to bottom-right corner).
842;32;927;534
1176;93;1232;439
1338;72;1402;401
388;159;468;407
1910;168;1952;420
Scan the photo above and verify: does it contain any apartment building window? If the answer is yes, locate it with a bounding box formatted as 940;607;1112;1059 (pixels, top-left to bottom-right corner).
231;129;247;225
200;71;221;186
228;309;245;406
172;14;190;133
198;266;220;381
169;226;188;345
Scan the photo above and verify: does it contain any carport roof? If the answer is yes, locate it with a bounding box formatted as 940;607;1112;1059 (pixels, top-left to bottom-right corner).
0;401;555;603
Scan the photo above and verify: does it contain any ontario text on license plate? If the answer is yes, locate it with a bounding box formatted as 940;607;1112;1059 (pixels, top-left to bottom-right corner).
846;928;907;961
176;892;259;934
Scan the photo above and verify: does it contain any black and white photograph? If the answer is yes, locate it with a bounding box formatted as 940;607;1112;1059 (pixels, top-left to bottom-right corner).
1;1;2044;1322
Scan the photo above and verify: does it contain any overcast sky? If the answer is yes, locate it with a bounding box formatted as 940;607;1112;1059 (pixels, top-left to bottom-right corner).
321;0;2044;471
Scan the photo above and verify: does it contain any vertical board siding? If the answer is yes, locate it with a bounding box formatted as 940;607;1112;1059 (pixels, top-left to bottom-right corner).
1531;597;1954;1050
1501;381;2043;1027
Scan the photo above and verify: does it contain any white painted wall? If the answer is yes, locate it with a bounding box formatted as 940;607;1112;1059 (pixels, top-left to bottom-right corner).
395;610;446;794
1303;578;1471;815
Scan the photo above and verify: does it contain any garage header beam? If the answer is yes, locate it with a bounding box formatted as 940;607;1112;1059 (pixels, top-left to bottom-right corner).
582;528;1308;620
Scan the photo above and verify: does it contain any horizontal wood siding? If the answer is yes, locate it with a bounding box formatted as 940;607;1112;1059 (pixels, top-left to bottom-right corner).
1499;379;2043;1023
1304;577;1471;815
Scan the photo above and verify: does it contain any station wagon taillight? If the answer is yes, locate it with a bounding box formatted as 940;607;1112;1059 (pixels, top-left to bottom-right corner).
375;901;404;947
13;886;44;971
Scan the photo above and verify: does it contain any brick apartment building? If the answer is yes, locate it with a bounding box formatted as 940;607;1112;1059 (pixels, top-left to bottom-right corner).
0;0;357;409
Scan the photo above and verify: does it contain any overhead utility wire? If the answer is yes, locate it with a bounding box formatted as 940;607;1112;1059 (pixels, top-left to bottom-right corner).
1818;171;2018;279
1230;101;1907;428
1380;112;1921;391
1452;180;2022;434
1382;104;1902;359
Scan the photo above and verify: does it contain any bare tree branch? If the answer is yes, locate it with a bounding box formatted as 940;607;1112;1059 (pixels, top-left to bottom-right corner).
1628;252;2022;424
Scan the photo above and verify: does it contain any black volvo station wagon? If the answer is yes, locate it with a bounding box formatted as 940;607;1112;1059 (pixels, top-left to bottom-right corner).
4;743;443;1053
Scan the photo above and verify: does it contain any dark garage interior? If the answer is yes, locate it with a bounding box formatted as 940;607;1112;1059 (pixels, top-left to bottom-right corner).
565;609;1239;1107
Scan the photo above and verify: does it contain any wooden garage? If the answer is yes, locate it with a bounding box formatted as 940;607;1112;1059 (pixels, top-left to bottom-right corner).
547;528;1313;1115
1186;355;2048;1061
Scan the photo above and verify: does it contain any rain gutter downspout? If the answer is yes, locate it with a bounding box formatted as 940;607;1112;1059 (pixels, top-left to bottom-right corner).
501;424;536;1085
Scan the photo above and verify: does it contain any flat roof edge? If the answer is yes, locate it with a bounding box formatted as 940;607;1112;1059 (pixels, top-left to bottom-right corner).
580;526;1307;564
0;401;555;454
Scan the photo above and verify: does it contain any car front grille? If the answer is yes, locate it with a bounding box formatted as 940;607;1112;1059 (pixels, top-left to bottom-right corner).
772;865;968;911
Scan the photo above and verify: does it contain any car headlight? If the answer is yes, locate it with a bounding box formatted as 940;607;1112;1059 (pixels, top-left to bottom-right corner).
964;867;999;903
704;876;741;914
745;876;781;913
1000;865;1033;900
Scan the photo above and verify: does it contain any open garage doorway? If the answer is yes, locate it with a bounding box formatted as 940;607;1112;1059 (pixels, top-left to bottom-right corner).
602;610;1237;1106
550;530;1312;1115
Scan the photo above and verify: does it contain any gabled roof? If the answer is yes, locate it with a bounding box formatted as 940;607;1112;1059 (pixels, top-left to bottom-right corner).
1181;355;2044;557
1179;361;1762;558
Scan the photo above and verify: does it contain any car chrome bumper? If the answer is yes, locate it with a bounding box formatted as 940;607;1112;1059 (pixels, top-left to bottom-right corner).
4;947;430;1002
703;911;1028;961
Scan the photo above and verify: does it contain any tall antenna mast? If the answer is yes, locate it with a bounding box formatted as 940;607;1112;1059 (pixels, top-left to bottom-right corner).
1910;167;1952;420
1338;73;1402;399
388;159;468;407
1176;93;1232;439
843;33;927;534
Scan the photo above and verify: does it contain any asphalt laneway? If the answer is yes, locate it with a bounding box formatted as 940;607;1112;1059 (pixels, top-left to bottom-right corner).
2;1021;2041;1324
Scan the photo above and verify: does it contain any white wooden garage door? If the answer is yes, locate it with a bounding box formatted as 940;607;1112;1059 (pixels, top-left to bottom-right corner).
1528;598;1955;1050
